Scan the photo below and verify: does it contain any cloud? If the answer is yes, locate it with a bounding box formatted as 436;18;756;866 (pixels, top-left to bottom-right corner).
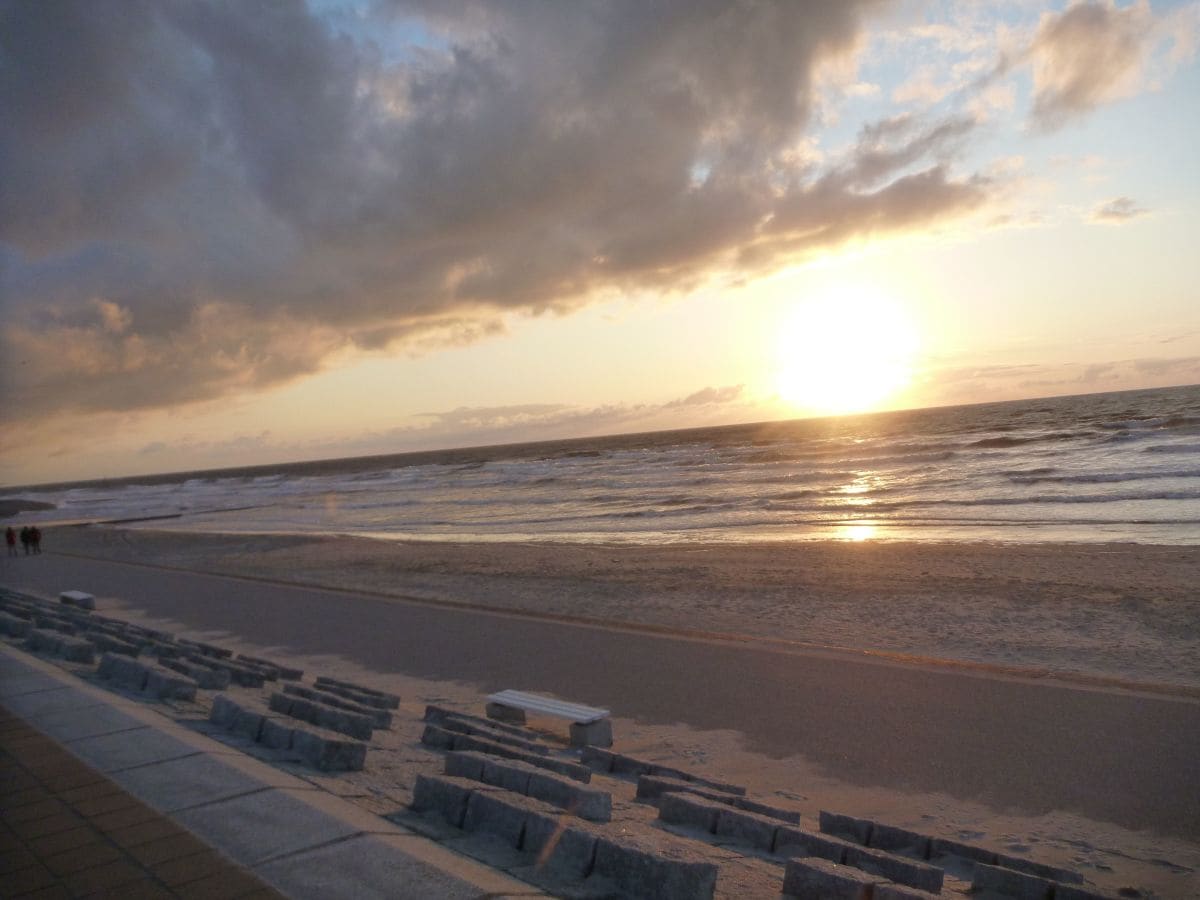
924;355;1200;403
1027;0;1195;131
1091;196;1149;223
665;385;744;408
307;382;754;460
0;0;1001;425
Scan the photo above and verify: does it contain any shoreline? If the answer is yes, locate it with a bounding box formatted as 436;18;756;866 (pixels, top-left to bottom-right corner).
31;524;1200;694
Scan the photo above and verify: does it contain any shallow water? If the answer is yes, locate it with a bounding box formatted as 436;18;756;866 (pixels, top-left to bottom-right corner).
5;384;1200;544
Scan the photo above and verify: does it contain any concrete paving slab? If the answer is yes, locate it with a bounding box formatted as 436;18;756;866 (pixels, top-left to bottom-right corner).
113;753;276;812
65;725;205;773
0;672;61;696
25;702;146;743
175;787;406;866
254;831;545;899
1;684;109;719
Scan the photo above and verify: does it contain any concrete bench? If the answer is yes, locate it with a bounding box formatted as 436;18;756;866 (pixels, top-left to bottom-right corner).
486;689;612;747
59;590;96;611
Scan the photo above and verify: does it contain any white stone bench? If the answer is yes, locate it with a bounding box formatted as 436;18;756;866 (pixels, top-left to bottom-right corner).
486;690;613;747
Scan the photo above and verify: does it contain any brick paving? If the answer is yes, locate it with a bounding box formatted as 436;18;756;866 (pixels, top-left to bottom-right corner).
0;704;286;899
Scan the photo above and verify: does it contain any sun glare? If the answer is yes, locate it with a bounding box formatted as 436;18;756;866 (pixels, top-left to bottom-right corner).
775;288;919;415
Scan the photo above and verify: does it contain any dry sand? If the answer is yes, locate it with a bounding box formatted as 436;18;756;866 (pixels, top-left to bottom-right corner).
10;525;1200;897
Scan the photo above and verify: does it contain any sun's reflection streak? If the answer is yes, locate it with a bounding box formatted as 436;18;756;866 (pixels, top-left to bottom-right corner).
839;523;878;541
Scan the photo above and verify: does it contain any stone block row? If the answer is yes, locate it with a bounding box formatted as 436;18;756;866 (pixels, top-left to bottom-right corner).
0;610;33;638
436;713;550;756
24;628;96;664
0;596;192;665
581;746;746;795
86;631;142;658
637;774;801;824
819;810;1085;885
421;723;592;782
783;856;892;900
424;704;533;739
268;691;375;741
662;794;944;894
182;653;270;687
33;613;77;635
236;652;303;680
411;774;716;900
177;638;234;659
282;683;392;728
158;657;232;690
96;652;198;700
972;863;1120;900
444;750;611;822
313;675;400;709
209;694;367;771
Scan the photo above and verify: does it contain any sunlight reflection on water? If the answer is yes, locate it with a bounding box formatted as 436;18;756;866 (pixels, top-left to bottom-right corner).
838;523;878;541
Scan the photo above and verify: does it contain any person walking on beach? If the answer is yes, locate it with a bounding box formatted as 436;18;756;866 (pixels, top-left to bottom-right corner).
19;526;31;555
5;526;15;557
30;526;41;554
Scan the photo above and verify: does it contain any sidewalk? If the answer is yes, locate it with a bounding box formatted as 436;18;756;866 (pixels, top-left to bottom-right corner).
0;643;544;899
1;705;284;899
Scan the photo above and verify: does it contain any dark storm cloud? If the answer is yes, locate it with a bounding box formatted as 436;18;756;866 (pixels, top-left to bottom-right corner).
2;0;995;422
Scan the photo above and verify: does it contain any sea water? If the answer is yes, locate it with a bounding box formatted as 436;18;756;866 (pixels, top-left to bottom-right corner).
6;384;1200;544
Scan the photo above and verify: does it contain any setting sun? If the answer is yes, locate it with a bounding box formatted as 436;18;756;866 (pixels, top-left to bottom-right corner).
775;288;919;414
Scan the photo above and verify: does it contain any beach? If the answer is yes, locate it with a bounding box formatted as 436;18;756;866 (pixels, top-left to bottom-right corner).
3;527;1200;897
39;526;1200;694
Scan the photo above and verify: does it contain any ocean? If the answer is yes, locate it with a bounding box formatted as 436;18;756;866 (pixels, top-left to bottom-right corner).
6;384;1200;545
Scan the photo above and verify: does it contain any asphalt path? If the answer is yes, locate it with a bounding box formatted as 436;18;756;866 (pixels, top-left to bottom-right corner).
4;552;1198;841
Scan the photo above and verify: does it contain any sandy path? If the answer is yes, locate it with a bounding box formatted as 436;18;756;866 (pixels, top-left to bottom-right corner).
36;526;1200;691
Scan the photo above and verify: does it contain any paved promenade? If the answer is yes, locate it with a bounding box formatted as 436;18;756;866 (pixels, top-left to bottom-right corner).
4;551;1200;842
0;642;543;899
2;702;284;899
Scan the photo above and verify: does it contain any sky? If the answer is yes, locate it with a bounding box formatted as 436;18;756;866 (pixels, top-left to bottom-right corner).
2;0;1199;486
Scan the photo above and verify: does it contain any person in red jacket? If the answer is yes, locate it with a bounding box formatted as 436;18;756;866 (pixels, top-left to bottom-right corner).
4;526;15;557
